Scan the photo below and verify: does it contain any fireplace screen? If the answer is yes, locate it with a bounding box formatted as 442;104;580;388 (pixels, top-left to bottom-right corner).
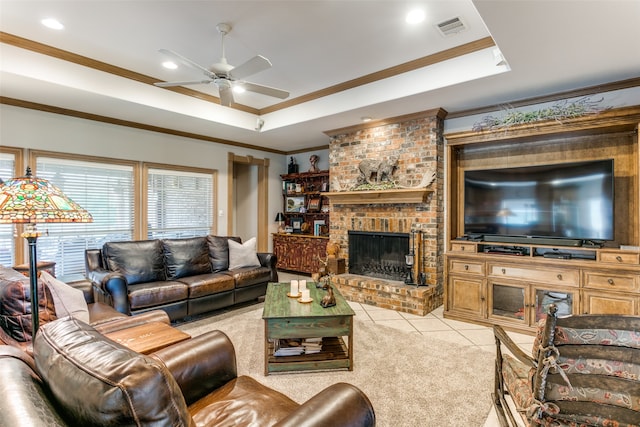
348;231;409;281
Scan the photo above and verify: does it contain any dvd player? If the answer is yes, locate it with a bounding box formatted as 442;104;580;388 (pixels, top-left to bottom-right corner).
484;247;527;256
543;252;572;259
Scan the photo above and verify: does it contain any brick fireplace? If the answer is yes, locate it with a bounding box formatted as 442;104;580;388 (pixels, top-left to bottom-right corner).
325;108;446;316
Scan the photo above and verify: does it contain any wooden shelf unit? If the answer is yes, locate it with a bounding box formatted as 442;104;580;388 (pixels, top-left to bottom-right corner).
276;171;330;274
443;106;640;333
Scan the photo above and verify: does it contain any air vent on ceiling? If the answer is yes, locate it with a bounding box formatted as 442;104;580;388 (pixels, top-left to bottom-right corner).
436;17;466;36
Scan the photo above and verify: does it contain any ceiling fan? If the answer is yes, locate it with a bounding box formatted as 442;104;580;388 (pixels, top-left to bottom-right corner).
154;23;289;107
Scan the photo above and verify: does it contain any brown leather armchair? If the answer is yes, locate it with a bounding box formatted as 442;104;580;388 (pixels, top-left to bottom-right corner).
0;265;170;354
0;317;375;426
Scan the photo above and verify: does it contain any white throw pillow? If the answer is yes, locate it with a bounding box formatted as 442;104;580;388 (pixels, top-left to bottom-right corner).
40;271;90;324
228;237;261;270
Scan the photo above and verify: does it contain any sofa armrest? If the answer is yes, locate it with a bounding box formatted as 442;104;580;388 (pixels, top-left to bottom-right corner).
274;382;376;427
87;269;130;315
258;252;278;282
493;325;535;366
151;330;238;405
0;345;68;426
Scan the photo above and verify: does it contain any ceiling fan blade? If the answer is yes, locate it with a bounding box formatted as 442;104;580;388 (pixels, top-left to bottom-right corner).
218;82;234;106
159;49;216;79
229;55;272;80
241;81;289;99
154;80;212;87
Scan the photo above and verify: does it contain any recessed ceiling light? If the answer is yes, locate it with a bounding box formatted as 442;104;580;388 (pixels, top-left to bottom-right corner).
41;18;64;30
361;116;372;122
233;85;246;94
162;61;178;69
406;9;425;24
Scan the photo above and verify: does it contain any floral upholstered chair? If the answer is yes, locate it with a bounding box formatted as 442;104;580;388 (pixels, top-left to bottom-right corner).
493;304;640;427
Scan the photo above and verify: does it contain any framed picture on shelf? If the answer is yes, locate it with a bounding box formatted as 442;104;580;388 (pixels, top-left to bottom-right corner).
307;196;322;212
286;196;305;212
291;217;303;233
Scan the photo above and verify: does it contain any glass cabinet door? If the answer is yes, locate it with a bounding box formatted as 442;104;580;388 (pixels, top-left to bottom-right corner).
534;288;575;323
490;282;526;322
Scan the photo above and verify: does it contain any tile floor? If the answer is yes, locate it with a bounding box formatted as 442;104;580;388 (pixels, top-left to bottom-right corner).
279;272;534;426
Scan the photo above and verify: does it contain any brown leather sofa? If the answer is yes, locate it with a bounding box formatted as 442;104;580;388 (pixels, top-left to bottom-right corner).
85;235;278;321
0;317;376;426
0;265;169;354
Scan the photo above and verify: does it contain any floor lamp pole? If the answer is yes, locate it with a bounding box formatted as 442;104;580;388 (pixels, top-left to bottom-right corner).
26;235;39;335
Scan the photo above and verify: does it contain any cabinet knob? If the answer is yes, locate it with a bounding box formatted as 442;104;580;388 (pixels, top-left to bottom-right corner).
501;268;506;274
608;278;614;285
616;256;623;262
557;274;562;280
464;265;469;270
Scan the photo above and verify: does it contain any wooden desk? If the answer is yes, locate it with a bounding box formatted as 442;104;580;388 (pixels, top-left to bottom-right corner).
105;321;190;354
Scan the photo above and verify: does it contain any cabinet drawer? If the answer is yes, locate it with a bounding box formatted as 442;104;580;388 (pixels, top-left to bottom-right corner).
449;259;484;275
584;271;638;291
450;242;477;253
599;251;640;265
488;263;579;286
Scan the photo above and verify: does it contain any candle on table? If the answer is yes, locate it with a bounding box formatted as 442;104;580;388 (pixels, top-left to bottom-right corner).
301;288;311;301
290;280;298;295
299;279;307;290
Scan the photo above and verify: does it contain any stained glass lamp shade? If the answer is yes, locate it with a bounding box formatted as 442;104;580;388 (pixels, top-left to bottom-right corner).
0;167;93;335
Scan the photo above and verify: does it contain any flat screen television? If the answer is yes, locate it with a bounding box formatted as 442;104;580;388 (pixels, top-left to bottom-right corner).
463;159;614;244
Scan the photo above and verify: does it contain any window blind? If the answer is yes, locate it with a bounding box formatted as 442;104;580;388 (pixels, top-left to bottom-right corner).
147;168;213;240
35;157;135;278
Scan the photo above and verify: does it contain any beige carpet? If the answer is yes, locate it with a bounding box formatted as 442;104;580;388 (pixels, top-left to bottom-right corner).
177;303;495;427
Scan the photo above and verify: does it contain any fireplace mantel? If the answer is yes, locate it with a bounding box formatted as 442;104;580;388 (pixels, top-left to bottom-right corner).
325;188;431;205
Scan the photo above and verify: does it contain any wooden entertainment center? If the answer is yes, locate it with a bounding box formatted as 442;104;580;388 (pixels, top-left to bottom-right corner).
443;106;640;334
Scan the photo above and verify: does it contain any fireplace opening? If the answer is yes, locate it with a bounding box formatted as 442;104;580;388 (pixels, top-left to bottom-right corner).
348;231;409;281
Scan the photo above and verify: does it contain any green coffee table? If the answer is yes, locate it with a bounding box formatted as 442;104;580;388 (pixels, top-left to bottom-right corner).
262;282;355;375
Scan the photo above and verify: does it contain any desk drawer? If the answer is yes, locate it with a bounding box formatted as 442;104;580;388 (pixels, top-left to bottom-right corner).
584;271;638;292
488;263;579;286
449;259;484;275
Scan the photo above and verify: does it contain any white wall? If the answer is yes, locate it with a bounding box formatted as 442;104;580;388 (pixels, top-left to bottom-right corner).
0;104;288;250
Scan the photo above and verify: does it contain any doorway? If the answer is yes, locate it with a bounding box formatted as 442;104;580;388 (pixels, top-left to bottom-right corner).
227;153;269;251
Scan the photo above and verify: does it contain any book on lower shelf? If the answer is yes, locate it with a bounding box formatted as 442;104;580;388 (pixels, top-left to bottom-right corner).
313;220;325;236
273;338;323;356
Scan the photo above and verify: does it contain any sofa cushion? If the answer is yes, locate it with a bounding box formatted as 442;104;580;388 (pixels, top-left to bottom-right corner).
228;237;261;270
34;317;192;426
225;266;272;288
189;376;298;426
0;265;57;342
39;271;90;324
501;353;535;411
207;235;241;272
179;273;235;298
162;237;211;279
127;281;189;310
103;239;166;285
